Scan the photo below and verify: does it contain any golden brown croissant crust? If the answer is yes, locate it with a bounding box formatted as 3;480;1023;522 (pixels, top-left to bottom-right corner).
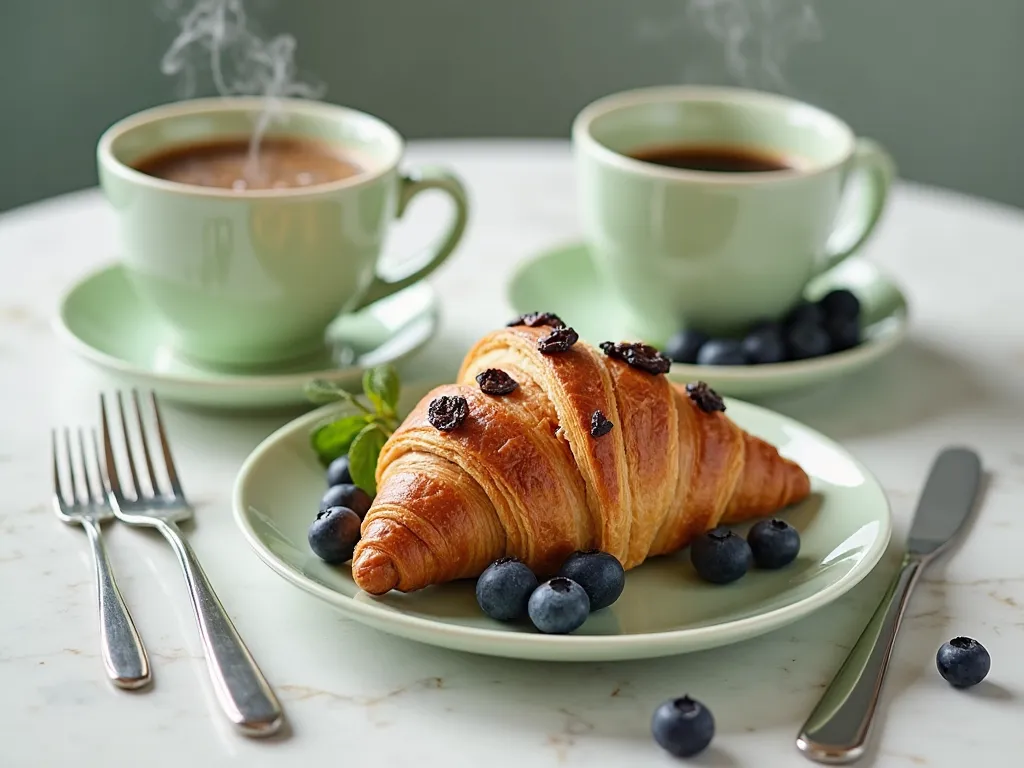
352;326;811;595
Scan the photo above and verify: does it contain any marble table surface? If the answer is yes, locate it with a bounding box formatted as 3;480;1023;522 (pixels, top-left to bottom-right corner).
2;140;1022;767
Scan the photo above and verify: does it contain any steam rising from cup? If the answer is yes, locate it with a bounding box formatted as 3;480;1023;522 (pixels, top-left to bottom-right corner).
640;0;821;91
159;0;325;184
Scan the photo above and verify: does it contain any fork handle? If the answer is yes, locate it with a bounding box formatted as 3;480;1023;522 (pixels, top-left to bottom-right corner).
796;555;923;763
82;519;151;689
156;521;283;737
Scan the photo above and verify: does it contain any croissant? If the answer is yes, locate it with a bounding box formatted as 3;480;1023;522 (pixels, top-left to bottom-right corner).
352;322;811;595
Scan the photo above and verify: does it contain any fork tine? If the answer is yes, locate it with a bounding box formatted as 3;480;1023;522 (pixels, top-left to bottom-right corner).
52;429;67;511
100;393;124;501
63;426;84;505
149;392;184;496
89;428;109;503
77;428;94;503
131;390;161;495
80;427;104;505
115;391;145;499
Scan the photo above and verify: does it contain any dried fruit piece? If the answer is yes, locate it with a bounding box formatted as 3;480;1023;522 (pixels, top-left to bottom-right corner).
427;395;469;431
537;327;579;354
507;312;566;329
590;410;614;437
476;368;518;396
685;381;726;413
599;341;671;375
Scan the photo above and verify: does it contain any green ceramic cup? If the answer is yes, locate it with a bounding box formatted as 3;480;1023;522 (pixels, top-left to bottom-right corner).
98;97;468;368
572;85;895;343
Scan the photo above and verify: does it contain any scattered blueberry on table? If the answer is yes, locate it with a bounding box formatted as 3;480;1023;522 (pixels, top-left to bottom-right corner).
662;287;863;366
475;557;540;621
528;577;591;634
320;483;373;518
690;528;753;584
936;637;991;688
747;518;801;569
308;506;362;564
557;550;625;611
651;695;715;758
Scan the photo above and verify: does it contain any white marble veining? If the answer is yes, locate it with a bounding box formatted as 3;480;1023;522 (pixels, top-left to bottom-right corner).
2;140;1023;766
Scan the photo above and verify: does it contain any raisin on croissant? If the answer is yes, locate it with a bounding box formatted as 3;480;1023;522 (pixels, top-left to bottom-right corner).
352;326;810;595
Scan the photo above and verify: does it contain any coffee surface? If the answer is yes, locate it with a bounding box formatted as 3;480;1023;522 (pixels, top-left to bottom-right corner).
133;137;362;190
629;144;792;173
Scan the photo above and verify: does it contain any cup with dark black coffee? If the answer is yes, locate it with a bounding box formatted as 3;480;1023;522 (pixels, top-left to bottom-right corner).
572;85;894;344
98;98;468;368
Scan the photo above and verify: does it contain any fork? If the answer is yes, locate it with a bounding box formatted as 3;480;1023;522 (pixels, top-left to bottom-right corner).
100;391;283;737
51;427;151;689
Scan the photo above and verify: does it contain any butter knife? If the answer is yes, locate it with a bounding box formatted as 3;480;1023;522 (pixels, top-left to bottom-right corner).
796;447;982;764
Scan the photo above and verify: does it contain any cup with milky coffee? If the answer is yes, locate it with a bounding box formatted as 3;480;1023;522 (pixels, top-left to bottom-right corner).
573;86;894;344
98;97;468;368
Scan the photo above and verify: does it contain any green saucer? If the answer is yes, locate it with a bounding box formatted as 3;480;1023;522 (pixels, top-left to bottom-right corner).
507;242;909;399
55;263;439;410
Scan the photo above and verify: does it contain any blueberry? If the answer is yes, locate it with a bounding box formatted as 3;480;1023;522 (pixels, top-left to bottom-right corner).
475;557;539;621
696;339;747;366
741;326;786;364
326;455;353;486
308;506;361;564
690;528;752;584
747;518;800;569
527;577;590;634
818;288;861;320
936;637;991;688
558;550;625;611
784;301;825;328
320;483;373;519
664;329;709;364
651;695;715;758
785;322;831;360
825;315;860;352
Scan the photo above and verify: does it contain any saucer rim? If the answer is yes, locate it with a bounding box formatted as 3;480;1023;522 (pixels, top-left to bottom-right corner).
506;239;910;383
54;262;440;391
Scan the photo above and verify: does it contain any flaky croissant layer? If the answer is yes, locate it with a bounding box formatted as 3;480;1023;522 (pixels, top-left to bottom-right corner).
352;327;810;595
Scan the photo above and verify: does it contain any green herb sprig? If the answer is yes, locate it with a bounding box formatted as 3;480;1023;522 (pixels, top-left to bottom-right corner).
305;365;401;494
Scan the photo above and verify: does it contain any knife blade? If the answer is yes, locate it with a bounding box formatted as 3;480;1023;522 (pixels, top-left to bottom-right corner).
907;447;982;557
796;447;983;764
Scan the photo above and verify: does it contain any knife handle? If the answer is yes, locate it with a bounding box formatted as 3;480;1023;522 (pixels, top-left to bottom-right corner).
796;555;923;764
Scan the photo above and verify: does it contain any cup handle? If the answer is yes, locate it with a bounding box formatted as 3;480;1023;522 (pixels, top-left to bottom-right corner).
817;137;896;274
352;167;469;310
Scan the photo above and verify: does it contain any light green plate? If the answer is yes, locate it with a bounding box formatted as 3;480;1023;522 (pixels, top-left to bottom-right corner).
233;382;891;662
507;242;909;399
55;264;439;410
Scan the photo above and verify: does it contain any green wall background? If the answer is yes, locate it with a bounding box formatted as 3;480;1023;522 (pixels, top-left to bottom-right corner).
2;0;1022;212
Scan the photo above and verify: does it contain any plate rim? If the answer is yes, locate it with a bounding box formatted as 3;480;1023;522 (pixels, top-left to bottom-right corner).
232;390;893;660
54;262;440;392
506;240;910;384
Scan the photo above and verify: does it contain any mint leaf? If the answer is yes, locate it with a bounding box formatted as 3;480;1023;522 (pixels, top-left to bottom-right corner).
311;415;370;466
363;365;400;415
348;423;388;494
